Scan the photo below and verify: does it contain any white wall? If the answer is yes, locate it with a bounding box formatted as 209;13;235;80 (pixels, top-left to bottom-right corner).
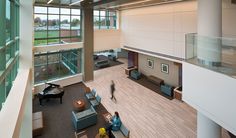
183;62;236;135
121;1;197;59
94;29;121;52
121;0;236;59
139;53;179;86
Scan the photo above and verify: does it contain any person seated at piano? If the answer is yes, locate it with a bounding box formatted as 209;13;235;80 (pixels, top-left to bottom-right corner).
106;111;121;137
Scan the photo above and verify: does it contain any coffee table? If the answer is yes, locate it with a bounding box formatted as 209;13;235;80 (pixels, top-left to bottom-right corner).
103;112;112;122
73;99;85;111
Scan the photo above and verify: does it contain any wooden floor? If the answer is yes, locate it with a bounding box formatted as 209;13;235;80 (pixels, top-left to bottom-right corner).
85;58;230;138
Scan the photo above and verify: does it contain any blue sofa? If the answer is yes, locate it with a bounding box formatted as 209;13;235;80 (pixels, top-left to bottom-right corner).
72;105;97;131
130;70;141;80
95;60;110;68
161;84;173;97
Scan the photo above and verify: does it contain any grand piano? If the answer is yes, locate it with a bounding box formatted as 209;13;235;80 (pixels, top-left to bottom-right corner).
38;83;64;105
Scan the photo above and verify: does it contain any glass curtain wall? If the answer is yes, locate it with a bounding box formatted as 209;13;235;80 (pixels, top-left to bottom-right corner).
34;6;81;46
0;0;20;110
34;49;82;84
94;10;116;29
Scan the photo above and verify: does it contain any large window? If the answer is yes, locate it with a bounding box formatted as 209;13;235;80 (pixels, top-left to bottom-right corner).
0;0;20;110
34;49;82;84
94;10;117;29
34;6;81;46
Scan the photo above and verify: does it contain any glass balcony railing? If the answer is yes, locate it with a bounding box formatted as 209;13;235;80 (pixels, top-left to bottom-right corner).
185;33;236;77
34;48;82;84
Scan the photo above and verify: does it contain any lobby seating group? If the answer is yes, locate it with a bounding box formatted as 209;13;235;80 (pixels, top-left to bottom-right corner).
72;105;98;131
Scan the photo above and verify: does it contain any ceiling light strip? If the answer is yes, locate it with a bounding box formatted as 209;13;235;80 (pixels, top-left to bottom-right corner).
69;0;84;6
108;0;183;9
47;0;53;4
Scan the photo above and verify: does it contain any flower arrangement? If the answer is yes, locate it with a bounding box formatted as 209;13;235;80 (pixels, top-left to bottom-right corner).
99;127;106;138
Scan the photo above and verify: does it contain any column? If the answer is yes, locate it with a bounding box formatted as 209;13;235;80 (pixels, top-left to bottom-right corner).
81;5;94;82
197;0;222;66
197;112;221;138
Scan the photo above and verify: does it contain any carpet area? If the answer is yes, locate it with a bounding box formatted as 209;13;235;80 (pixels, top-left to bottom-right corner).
33;83;109;138
94;55;123;71
127;75;173;100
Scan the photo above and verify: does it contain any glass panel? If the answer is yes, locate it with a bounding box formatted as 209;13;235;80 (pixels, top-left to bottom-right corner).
94;16;99;29
34;54;48;83
100;10;105;16
61;8;70;15
48;7;59;14
71;37;81;43
34;14;47;38
6;46;11;63
34;49;81;84
109;11;116;16
5;72;12;97
60;15;71;37
108;16;116;29
48;15;59;30
48;38;60;45
100;16;107;29
34;6;82;46
94;10;99;16
34;39;47;46
48;30;59;38
71;9;80;15
34;6;47;14
71;16;80;30
61;38;71;43
6;0;11;42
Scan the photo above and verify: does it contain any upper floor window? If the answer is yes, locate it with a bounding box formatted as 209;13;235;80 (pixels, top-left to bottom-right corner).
94;10;117;29
34;6;81;46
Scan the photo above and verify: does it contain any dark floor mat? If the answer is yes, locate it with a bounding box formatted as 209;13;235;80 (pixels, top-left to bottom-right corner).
127;75;173;100
33;83;109;138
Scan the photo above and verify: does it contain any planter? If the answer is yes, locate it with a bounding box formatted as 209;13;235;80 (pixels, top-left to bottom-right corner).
174;86;182;101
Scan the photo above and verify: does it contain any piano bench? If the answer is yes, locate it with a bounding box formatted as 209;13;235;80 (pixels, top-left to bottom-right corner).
33;111;44;137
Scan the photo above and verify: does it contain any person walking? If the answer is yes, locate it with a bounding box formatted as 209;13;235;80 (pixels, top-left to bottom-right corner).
110;80;116;101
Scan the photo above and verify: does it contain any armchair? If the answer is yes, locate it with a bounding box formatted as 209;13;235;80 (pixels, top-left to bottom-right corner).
130;70;141;80
72;105;97;131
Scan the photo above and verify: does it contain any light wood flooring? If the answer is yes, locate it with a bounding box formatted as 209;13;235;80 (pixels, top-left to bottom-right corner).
85;58;230;138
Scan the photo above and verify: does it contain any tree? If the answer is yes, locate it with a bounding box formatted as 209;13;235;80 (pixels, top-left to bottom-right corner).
71;19;80;26
34;17;41;25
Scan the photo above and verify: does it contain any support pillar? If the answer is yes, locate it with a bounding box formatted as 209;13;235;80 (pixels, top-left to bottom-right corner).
81;5;94;82
197;0;222;66
197;112;221;138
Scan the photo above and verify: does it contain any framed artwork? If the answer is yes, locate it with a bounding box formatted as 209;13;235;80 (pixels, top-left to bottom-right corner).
147;59;154;69
161;63;169;74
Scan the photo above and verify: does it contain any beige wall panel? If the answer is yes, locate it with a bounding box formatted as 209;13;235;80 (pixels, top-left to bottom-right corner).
94;29;121;52
138;53;179;86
